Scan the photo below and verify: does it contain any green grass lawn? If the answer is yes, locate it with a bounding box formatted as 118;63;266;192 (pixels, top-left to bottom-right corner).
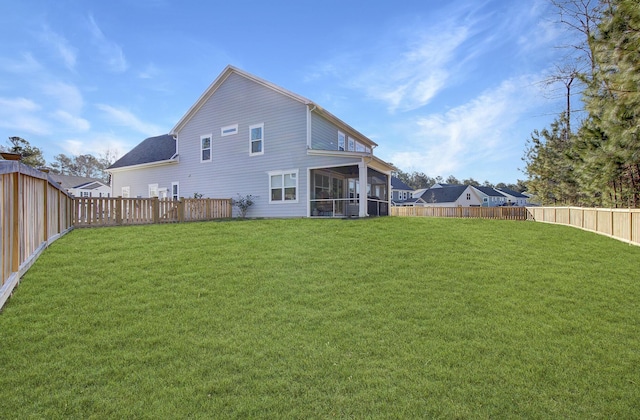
1;217;639;418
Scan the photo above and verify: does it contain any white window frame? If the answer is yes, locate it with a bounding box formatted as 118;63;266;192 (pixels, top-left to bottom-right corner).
121;186;130;198
171;182;179;201
338;131;346;151
221;124;238;137
200;134;212;162
466;193;471;200
355;141;366;152
250;123;264;156
269;169;298;204
348;137;355;152
148;183;159;198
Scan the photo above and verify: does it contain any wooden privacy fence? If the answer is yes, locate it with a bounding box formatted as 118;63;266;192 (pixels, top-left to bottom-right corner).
391;206;529;220
73;197;232;227
1;162;74;309
528;206;640;246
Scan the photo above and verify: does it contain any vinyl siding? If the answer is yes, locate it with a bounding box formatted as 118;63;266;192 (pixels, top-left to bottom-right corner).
174;72;310;217
111;69;391;217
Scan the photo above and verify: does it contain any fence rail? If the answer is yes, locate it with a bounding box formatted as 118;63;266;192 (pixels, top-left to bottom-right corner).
391;206;529;220
73;197;233;227
527;206;640;246
1;162;74;309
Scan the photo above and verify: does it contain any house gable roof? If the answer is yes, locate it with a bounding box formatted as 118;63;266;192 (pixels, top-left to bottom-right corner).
497;188;527;198
170;65;379;148
391;176;413;191
47;173;108;190
419;185;468;203
108;134;176;170
473;186;507;197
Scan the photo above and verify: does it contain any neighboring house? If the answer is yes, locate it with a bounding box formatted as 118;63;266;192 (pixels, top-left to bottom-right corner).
496;188;529;206
47;173;111;198
473;186;508;207
108;65;395;218
418;185;483;207
391;176;424;206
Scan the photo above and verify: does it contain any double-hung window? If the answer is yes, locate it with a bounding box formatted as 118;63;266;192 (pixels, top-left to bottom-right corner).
269;170;298;203
338;131;345;151
250;123;264;155
201;134;212;162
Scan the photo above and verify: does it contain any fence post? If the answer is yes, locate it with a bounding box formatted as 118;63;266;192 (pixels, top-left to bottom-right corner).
12;171;20;272
178;198;185;222
152;197;159;224
42;178;48;242
115;197;122;225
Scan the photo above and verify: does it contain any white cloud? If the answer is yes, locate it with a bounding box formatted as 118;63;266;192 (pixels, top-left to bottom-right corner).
52;110;90;132
138;63;159;79
39;25;77;71
61;134;128;159
88;15;128;73
42;81;84;114
96;104;162;135
387;75;546;177
0;52;42;74
0;97;50;135
346;25;470;113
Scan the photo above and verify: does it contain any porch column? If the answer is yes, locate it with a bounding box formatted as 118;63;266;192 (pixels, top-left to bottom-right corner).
358;160;368;217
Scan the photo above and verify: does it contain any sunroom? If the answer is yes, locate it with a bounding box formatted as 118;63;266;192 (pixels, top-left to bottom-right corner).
309;165;389;217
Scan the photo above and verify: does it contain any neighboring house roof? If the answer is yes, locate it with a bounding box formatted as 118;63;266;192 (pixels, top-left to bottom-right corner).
109;134;176;169
473;186;507;197
419;185;468;203
496;188;528;198
391;176;413;190
48;173;108;190
170;65;378;148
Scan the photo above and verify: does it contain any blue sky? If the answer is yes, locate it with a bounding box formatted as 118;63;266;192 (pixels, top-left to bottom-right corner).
0;0;570;183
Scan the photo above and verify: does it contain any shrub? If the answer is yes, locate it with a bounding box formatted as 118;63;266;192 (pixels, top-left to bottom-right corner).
232;194;257;218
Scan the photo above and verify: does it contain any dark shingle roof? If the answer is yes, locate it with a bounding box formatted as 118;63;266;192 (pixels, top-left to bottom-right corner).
473;186;507;197
419;185;467;203
109;134;176;169
391;176;413;190
497;188;527;198
48;173;107;190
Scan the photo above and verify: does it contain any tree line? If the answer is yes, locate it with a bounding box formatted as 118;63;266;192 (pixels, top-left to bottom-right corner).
394;169;527;192
524;0;640;207
0;136;114;183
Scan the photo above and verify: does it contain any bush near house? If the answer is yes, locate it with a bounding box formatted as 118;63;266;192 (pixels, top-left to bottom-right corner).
0;218;638;418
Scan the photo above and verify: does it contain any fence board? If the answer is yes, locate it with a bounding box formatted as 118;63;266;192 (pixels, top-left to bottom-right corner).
528;206;640;246
0;162;73;310
73;197;232;227
391;206;529;220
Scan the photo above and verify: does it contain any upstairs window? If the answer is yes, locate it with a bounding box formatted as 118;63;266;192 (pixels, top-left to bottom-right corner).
338;131;345;151
466;193;471;200
201;134;212;162
250;123;264;156
348;137;355;152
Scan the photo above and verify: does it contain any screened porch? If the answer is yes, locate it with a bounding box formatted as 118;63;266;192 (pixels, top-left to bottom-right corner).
310;166;389;217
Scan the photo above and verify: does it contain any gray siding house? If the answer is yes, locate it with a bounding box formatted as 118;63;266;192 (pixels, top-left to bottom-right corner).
109;65;394;218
